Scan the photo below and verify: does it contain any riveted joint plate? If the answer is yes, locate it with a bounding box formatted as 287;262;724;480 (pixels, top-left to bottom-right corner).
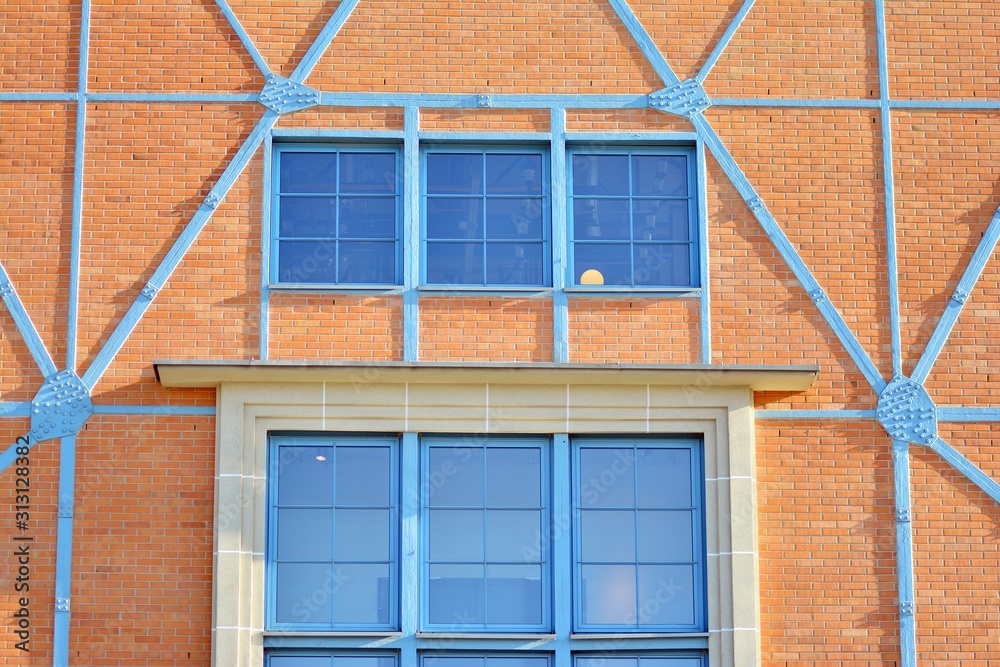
203;192;222;209
648;79;711;117
808;288;828;304
58;502;74;518
0;277;13;299
140;282;160;301
951;287;970;305
29;370;93;443
477;94;492;108
258;76;322;115
899;600;914;616
876;375;938;445
895;508;911;523
56;597;71;613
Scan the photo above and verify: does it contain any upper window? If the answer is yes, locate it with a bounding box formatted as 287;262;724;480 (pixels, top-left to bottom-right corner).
422;148;550;287
569;149;698;288
273;146;401;286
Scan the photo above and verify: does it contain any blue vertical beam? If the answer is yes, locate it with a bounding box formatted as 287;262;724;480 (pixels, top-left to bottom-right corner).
551;434;572;659
910;206;1000;385
893;440;917;667
874;0;902;377
0;261;58;377
926;437;1000;504
400;432;419;667
52;435;78;667
550;109;569;363
695;0;758;84
67;0;92;372
697;139;711;363
259;132;273;360
214;0;271;77
692;115;887;392
403;107;420;362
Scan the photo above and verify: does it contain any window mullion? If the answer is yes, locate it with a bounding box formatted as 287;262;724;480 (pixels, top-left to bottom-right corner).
401;432;420;640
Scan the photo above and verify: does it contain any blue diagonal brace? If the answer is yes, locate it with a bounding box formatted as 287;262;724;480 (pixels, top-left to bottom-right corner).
692;115;887;392
605;0;680;86
0;260;58;377
214;0;271;77
290;0;362;83
695;0;758;84
927;436;1000;504
911;205;1000;385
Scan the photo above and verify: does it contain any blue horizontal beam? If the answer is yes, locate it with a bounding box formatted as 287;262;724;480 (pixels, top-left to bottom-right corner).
927;437;1000;504
318;93;648;109
939;407;1000;422
0;92;78;102
0;403;31;418
755;410;877;420
91;404;216;416
86;93;260;103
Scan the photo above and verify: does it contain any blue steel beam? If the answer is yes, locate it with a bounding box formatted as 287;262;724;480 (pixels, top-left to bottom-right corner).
893;440;917;666
214;0;272;77
874;0;902;377
53;435;78;667
605;0;680;86
926;436;1000;504
550;109;569;363
403;107;420;361
696;140;711;363
695;0;758;84
0;260;58;377
910;206;1000;385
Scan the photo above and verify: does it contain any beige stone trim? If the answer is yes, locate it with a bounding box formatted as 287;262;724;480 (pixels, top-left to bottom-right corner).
200;365;797;667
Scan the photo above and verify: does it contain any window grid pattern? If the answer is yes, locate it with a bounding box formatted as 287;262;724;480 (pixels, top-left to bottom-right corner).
273;147;401;286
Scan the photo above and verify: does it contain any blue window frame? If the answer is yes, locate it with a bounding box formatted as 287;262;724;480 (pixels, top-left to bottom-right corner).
568;148;698;287
422;436;550;631
576;655;705;667
573;438;705;632
269;657;396;667
267;435;398;630
272;146;401;286
423;655;550;667
422;148;550;287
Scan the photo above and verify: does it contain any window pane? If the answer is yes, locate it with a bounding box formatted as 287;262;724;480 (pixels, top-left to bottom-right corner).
573;155;629;195
279;197;337;238
336;447;391;506
270;657;330;667
426;242;485;285
335;658;395;667
573;198;630;240
580;564;636;625
277;241;338;284
277;448;335;506
486;154;543;195
484;243;545;285
428;563;485;625
335;509;390;561
334;563;391;625
426;657;482;667
486;510;540;561
633;244;690;287
340;152;396;194
632;155;687;196
429;509;484;561
427;445;484;507
580;510;635;562
638;511;693;562
338;242;396;284
637;564;696;626
277;509;332;561
427;154;483;194
485;198;544;240
579;448;635;507
426;197;484;239
280;153;337;193
573;243;631;286
578;659;635;667
274;563;334;624
632;200;690;242
489;658;548;667
641;659;702;667
486;564;543;624
486;447;541;507
340;198;396;238
637;448;691;507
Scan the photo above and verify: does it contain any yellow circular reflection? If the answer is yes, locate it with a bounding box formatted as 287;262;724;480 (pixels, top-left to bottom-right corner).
580;269;605;285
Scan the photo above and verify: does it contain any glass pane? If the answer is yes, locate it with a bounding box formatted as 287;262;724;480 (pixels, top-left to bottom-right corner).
633;244;690;287
429;509;484;561
580;564;636;626
484;243;545;286
632;155;688;196
278;197;337;238
427;153;483;194
336;447;391;506
637;448;691;507
428;563;485;625
486;510;541;562
486;447;541;507
642;659;702;667
426;445;484;506
425;242;485;285
573;198;629;240
270;657;330;667
338;242;396;284
580;510;635;562
486;153;543;195
632;200;690;241
277;240;338;284
578;659;635;667
334;658;395;667
489;658;548;667
340;152;396;194
277;508;332;561
335;509;390;561
579;448;635;507
277;447;334;506
573;243;631;286
638;510;693;562
340;197;396;238
637;564;696;626
333;563;391;625
280;152;337;193
426;197;484;239
485;198;544;240
486;564;542;625
426;658;482;667
274;563;334;624
573;155;629;196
